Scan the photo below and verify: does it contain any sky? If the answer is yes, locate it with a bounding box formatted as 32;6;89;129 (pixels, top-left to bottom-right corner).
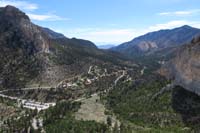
0;0;200;46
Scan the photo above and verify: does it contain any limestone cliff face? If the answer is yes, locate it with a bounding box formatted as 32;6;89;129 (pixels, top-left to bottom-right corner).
0;5;50;53
137;41;158;52
162;36;200;95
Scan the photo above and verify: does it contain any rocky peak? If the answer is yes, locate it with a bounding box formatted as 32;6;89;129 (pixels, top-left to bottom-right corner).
181;25;193;29
0;5;49;53
0;5;30;22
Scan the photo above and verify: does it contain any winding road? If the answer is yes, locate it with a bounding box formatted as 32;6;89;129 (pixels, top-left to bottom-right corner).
114;70;126;86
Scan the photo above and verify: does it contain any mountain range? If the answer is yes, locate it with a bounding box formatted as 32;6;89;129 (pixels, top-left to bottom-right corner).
1;5;199;95
0;5;130;89
111;25;200;57
0;5;200;132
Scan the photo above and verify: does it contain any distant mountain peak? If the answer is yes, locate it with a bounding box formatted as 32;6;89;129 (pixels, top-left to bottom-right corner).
173;25;196;31
181;25;192;29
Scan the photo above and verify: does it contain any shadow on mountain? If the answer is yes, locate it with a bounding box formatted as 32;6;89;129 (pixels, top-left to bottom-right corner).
172;86;200;129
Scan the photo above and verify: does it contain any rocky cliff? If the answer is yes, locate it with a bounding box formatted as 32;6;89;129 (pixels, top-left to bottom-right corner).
161;36;200;95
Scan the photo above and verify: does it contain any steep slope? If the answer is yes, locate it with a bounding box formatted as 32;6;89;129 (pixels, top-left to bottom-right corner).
0;5;46;89
41;28;66;39
111;25;200;56
160;35;200;95
0;5;131;89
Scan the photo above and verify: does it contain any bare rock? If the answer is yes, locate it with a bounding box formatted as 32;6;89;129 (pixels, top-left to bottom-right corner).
161;36;200;95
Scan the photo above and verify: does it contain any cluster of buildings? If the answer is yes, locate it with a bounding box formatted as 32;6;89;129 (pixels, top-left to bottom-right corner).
20;100;56;111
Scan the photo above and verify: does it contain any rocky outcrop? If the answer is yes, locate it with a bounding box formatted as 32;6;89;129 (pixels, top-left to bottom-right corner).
161;36;200;95
137;41;158;52
0;5;50;53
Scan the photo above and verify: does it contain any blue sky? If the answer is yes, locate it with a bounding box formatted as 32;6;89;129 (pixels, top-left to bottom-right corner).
0;0;200;45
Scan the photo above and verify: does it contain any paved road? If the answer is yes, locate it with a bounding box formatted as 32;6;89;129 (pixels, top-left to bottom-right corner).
88;66;93;74
0;93;18;100
114;70;126;86
74;93;98;102
140;66;147;75
0;67;128;110
0;87;56;111
0;87;52;93
152;83;175;99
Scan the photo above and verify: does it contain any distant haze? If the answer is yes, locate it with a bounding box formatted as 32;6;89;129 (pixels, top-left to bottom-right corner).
98;44;116;49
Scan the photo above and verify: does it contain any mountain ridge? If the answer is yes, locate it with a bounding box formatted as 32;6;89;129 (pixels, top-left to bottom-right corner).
0;5;131;89
111;25;200;56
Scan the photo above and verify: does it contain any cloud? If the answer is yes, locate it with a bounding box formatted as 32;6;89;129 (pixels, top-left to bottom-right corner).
158;9;200;16
0;0;38;11
0;0;69;21
27;13;70;21
148;20;200;31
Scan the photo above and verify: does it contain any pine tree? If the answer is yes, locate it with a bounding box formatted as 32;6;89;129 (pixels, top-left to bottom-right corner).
113;122;119;133
107;116;112;127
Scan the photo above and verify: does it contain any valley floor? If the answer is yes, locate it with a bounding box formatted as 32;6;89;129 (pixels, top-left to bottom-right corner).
0;64;199;132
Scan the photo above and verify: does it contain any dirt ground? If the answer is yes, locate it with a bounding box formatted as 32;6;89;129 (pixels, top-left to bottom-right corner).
75;94;120;127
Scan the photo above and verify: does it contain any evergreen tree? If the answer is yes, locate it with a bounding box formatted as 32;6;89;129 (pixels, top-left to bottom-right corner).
107;116;112;127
